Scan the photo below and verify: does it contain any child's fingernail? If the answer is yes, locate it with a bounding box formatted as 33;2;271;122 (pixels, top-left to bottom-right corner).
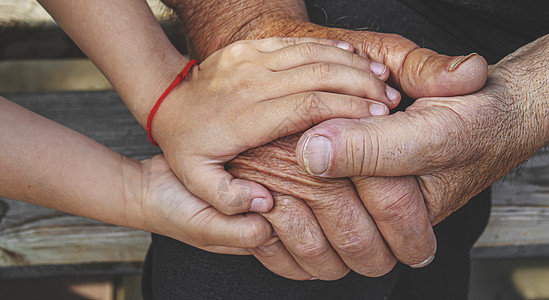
370;103;388;116
370;62;387;77
385;86;401;103
302;135;332;176
309;277;319;280
249;198;269;212
335;41;354;52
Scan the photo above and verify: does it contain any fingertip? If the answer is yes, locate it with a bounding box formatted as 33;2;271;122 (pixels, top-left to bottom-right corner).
249;197;271;213
385;85;401;107
369;103;389;116
409;254;435;269
401;49;489;99
246;181;274;213
300;134;333;176
335;41;354;52
444;53;488;94
369;61;388;78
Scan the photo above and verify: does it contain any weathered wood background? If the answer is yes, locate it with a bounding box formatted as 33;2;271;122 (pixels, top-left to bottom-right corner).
0;0;172;24
0;91;548;279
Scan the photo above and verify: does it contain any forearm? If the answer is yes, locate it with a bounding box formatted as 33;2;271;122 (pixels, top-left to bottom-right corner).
0;97;145;230
38;0;187;126
495;34;549;150
163;0;314;59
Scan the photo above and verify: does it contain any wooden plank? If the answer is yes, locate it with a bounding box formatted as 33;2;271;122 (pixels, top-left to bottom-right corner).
473;147;549;257
0;91;548;274
0;0;173;25
0;59;112;93
0;1;186;61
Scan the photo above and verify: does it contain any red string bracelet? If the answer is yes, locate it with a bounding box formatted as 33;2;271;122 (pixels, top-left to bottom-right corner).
146;59;197;146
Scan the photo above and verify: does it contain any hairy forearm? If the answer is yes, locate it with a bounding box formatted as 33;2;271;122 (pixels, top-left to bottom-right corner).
38;0;187;126
163;0;312;59
0;98;144;230
496;34;549;149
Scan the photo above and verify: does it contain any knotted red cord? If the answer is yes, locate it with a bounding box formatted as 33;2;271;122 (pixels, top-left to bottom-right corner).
146;59;197;146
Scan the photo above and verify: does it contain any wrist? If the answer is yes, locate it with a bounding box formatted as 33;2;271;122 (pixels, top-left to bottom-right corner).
119;155;149;232
130;54;190;128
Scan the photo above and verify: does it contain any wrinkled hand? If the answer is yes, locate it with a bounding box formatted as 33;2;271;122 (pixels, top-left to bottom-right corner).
227;134;398;280
296;34;549;267
138;154;278;254
223;20;490;274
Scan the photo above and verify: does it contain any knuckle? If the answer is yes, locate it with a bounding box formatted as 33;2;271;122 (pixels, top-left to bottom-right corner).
298;92;323;119
310;63;334;82
295;242;331;262
239;221;269;247
334;231;373;258
374;185;419;224
343;129;371;175
297;42;321;60
226;40;251;57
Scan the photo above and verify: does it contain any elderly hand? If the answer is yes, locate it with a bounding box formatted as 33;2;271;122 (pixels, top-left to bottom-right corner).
227;134;397;280
295;34;549;267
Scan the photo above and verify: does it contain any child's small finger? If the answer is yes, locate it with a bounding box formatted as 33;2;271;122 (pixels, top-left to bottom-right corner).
262;43;389;81
188;210;276;249
252;37;355;53
253;92;388;142
183;163;274;215
272;63;401;108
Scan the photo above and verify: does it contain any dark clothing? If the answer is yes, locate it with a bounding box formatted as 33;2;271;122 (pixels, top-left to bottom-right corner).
142;1;548;299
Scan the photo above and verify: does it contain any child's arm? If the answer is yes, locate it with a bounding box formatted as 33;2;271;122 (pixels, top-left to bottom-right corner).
0;96;275;254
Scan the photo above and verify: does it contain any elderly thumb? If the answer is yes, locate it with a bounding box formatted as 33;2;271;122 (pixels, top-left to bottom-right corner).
295;115;431;178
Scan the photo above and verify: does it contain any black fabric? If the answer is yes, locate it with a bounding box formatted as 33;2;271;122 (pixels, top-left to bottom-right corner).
146;234;400;299
142;1;547;299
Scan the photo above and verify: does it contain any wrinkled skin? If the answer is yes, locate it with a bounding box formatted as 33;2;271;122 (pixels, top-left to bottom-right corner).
295;35;549;267
227;134;397;279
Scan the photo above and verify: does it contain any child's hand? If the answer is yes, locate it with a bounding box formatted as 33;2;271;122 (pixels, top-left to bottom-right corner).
139;155;278;254
151;37;401;215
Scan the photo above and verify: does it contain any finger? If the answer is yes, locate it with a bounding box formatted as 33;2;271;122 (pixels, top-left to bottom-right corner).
261;193;350;281
252;37;355;53
334;31;488;98
296;178;398;277
295;112;448;177
249;240;313;281
352;176;437;268
272;63;400;108
400;49;488;99
183;162;274;215
186;204;277;248
252;92;388;145
262;42;389;80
